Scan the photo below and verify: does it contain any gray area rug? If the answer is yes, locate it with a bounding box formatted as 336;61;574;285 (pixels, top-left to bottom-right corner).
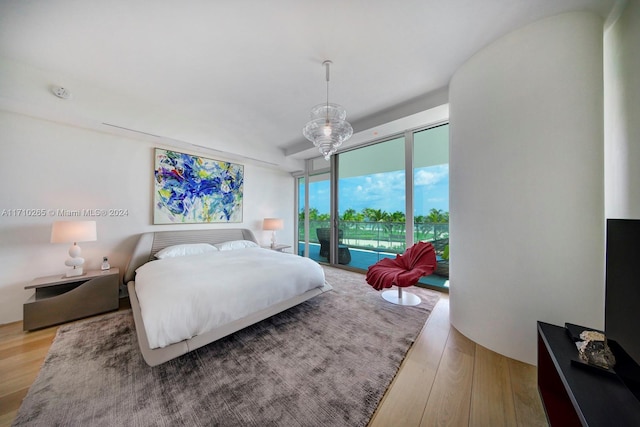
14;267;439;427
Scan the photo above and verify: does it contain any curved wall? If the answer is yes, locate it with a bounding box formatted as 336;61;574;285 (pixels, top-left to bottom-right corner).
449;12;604;364
605;0;640;219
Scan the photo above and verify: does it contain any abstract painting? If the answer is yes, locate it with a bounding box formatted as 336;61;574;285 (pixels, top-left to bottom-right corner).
154;149;244;224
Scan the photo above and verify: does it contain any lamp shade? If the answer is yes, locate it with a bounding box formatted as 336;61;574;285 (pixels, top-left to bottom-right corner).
51;220;97;243
263;218;284;231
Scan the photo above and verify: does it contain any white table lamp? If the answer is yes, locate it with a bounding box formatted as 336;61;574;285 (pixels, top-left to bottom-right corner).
51;220;97;277
263;218;284;248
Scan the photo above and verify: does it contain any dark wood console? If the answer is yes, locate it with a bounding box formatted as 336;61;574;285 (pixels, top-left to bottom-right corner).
537;321;640;426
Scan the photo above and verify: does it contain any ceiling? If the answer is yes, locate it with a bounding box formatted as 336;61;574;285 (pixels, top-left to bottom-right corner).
0;0;619;170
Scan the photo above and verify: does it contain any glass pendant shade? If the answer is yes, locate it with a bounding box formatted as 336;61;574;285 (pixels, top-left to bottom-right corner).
303;103;353;160
302;61;353;160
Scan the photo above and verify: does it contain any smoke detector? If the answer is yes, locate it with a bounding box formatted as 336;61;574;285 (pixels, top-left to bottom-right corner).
51;86;72;99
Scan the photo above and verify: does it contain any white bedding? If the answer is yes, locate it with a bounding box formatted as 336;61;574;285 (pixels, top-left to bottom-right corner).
134;247;325;349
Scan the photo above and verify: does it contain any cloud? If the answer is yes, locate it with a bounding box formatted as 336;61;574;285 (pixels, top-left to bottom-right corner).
415;165;449;187
360;171;405;196
309;165;449;215
338;171;407;212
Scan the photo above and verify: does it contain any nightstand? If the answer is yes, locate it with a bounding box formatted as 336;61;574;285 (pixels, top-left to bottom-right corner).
262;244;292;252
23;268;120;331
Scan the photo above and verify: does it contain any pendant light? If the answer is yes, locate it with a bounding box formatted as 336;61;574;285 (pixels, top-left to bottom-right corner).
302;60;353;160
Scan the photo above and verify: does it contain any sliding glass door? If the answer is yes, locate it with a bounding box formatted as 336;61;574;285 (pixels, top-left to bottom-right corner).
295;123;449;290
413;124;450;287
297;176;306;258
299;171;330;264
336;136;406;269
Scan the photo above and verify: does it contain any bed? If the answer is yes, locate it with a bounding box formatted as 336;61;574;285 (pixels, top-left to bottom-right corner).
124;228;332;366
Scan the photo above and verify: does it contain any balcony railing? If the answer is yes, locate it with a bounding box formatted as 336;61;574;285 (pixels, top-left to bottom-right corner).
300;220;449;255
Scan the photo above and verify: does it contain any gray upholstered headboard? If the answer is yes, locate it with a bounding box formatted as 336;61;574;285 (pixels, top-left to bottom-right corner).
123;228;258;284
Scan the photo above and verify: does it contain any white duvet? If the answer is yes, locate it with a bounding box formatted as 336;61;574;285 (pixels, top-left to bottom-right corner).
134;247;325;349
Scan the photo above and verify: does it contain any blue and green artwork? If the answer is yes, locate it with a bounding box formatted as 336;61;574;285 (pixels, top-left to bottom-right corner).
154;149;244;224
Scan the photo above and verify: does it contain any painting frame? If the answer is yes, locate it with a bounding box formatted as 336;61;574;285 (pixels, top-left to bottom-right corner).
153;148;244;224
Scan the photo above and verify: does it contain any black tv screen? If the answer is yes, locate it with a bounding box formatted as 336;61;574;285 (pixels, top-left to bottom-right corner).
605;219;640;368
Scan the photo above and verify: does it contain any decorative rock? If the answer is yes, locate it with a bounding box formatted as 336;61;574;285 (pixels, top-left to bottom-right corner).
580;330;605;342
576;330;616;369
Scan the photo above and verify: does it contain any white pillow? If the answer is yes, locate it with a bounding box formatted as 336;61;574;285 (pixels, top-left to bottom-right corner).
214;240;259;251
155;243;219;259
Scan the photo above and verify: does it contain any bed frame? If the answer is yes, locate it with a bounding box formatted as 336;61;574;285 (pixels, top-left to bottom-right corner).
124;228;332;366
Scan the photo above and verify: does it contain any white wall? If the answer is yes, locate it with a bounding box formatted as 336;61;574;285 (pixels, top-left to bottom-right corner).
605;0;640;219
449;12;605;364
0;111;294;324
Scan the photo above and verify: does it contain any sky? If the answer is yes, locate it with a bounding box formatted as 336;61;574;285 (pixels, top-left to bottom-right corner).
300;164;449;216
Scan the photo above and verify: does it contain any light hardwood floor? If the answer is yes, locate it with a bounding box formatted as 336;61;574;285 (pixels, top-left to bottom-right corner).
370;295;548;426
0;295;548;426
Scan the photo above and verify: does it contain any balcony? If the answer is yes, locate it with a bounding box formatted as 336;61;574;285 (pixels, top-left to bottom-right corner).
298;220;449;289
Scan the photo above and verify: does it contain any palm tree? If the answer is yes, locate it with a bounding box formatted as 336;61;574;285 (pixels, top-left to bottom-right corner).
390;211;405;222
308;207;320;220
426;208;446;223
306;205;449;249
388;211;406;246
362;208;385;222
424;209;448;240
414;215;429;240
339;208;357;240
341;208;357;221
